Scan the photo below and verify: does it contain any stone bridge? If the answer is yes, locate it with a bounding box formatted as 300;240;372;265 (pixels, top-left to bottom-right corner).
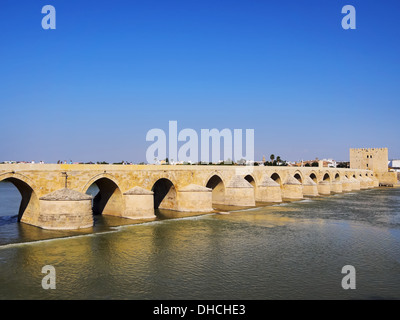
0;164;378;230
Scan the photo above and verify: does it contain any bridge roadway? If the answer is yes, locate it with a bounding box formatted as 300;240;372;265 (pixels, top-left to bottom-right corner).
0;164;377;230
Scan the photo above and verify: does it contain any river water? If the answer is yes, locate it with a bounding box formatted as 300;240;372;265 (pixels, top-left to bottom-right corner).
0;181;399;300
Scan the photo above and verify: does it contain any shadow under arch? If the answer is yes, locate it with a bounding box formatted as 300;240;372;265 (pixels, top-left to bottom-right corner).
244;174;256;187
309;172;318;183
0;176;39;223
294;172;303;183
323;173;331;182
152;178;177;210
205;174;225;205
244;174;257;199
270;172;282;186
84;177;124;216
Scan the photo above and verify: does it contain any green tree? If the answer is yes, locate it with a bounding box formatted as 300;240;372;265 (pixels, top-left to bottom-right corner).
311;161;319;167
337;162;349;168
270;154;275;163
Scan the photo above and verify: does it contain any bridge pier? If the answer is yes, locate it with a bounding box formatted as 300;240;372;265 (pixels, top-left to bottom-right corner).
365;176;374;188
282;176;303;199
359;176;369;190
256;176;282;202
38;188;93;230
176;184;213;212
224;175;255;207
349;177;361;190
317;181;331;195
302;176;318;196
123;186;155;219
341;177;353;192
330;181;343;193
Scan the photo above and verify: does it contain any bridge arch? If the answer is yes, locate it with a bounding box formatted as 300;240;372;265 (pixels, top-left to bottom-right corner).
244;174;258;200
270;172;282;186
293;171;303;183
205;174;226;205
322;172;331;182
334;172;341;181
244;174;257;188
152;178;177;210
0;173;40;223
83;174;124;216
309;172;318;183
81;173;121;193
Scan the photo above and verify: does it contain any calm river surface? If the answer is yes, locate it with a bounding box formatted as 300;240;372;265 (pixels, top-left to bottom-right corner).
0;181;399;299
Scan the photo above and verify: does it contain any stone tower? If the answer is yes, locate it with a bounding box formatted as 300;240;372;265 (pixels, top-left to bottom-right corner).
349;148;388;173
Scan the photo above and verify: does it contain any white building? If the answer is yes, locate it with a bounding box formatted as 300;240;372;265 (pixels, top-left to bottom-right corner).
389;159;400;171
321;159;337;168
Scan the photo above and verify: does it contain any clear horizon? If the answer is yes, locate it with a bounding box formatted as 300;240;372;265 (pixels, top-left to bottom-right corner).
1;0;399;163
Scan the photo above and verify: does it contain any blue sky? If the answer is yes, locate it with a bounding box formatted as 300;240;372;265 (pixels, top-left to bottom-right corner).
0;0;399;163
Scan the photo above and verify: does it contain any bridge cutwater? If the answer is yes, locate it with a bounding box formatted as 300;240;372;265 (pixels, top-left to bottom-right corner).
0;164;381;230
